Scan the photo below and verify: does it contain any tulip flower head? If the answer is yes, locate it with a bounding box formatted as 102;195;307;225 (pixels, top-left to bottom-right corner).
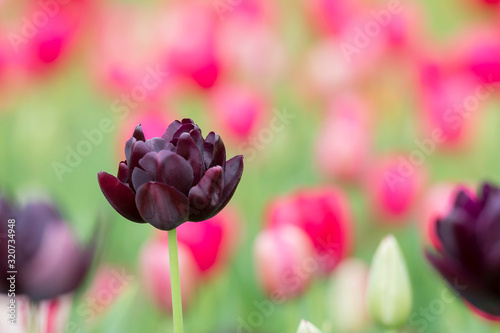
0;196;93;301
367;235;412;329
254;225;315;299
426;183;500;320
98;119;244;230
266;187;352;273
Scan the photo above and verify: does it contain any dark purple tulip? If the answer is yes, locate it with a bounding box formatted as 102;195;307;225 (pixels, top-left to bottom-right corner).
426;183;500;318
0;196;93;301
98;119;244;231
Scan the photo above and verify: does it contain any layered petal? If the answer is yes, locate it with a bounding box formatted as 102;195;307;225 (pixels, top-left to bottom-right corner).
211;155;244;216
176;132;204;185
97;172;144;223
188;166;224;221
426;251;500;317
136;182;190;230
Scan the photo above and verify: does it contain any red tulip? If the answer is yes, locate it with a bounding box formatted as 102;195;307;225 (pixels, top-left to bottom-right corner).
367;155;425;221
254;225;315;298
266;187;352;273
140;239;199;312
315;93;371;182
156;207;242;277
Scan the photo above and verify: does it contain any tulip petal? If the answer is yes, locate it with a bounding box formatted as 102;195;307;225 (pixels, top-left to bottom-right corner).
158;151;194;195
131;168;154;192
117;161;129;183
188;166;224;221
128;141;151;186
209;133;226;169
476;193;500;253
136;182;189;230
97;172;144;223
139;151;194;195
426;251;500;316
189;127;205;154
211;155;244;217
176;132;204;185
162;120;182;142
203;141;214;169
146;138;174;152
436;210;482;272
125;124;146;161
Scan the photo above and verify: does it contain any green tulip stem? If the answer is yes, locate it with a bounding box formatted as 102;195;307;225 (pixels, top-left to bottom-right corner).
168;228;184;333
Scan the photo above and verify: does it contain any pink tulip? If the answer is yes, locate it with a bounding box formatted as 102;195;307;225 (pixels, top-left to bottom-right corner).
8;0;90;75
156;207;241;277
303;38;357;98
158;1;220;89
367;155;425;222
418;183;474;249
315;93;371;182
451;28;500;85
254;225;315;299
91;4;171;98
82;265;134;322
140;239;199;312
305;0;362;35
116;108;172;159
209;83;267;142
216;21;287;89
215;0;275;23
418;58;482;147
266;187;353;273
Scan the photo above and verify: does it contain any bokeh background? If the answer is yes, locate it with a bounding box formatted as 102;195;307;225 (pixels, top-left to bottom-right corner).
1;0;500;332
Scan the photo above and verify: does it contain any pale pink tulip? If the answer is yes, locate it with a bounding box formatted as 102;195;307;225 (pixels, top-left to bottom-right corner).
254;225;315;299
140;240;199;312
315;93;371;181
209;83;267;142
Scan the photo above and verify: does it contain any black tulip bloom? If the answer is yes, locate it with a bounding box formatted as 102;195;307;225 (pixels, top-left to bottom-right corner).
98;119;244;231
0;196;93;301
426;183;500;318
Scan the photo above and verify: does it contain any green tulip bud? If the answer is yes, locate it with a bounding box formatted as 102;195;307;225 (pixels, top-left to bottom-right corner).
367;235;412;329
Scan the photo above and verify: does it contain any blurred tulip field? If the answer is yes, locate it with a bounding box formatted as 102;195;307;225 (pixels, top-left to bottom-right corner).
2;0;500;332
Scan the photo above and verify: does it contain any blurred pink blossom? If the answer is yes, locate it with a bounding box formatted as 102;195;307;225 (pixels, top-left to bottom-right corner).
315;92;371;182
209;83;268;143
266;187;353;273
140;239;199;312
253;225;315;299
367;155;425;222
